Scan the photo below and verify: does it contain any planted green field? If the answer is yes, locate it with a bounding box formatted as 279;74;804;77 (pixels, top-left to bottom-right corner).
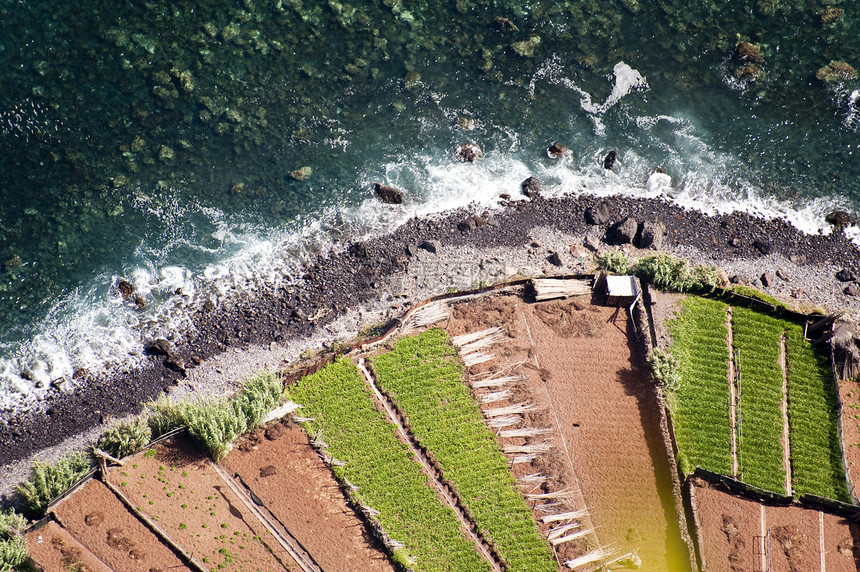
668;296;733;475
372;329;557;572
785;325;850;502
287;358;492;572
731;307;788;493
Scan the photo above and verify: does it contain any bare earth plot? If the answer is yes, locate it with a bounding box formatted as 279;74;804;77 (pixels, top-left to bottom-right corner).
445;294;690;571
52;478;190;571
222;419;396;572
693;481;858;572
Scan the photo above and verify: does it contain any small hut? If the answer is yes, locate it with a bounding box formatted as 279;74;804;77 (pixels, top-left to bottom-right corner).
604;275;639;307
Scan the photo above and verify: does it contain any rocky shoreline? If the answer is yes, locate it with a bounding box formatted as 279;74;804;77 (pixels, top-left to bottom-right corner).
3;190;860;502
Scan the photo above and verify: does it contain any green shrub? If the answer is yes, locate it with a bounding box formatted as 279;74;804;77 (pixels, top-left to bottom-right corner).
17;453;92;516
0;509;27;571
596;250;632;275
98;417;152;459
648;348;681;393
634;253;718;292
146;372;283;460
729;285;789;309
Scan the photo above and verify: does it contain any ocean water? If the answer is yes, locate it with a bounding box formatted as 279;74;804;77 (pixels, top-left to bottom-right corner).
1;0;859;409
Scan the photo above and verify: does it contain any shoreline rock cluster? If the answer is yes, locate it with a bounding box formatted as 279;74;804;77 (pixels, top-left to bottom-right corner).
3;188;860;496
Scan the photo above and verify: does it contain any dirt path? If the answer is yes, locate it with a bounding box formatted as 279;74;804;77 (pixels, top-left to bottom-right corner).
779;333;792;496
727;307;739;478
356;358;504;572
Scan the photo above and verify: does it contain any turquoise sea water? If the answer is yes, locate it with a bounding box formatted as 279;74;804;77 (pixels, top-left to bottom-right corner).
1;0;859;406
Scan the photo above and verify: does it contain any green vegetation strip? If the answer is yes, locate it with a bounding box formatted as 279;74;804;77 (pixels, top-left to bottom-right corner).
785;325;850;501
371;329;557;572
668;296;733;476
731;306;788;493
287;358;491;572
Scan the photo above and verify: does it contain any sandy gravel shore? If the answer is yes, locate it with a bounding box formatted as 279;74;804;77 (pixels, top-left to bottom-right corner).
3;191;860;503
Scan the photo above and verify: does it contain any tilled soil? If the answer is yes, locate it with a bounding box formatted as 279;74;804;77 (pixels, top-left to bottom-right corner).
445;293;690;571
221;420;396;572
51;478;189;572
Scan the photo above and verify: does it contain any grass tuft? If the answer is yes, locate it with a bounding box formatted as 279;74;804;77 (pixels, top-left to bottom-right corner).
16;452;92;516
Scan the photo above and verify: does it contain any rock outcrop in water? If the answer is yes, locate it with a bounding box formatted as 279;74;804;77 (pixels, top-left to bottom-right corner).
547;142;571;158
603;150;618;170
827;210;855;230
374;183;404;204
457;143;484;162
521;176;541;199
816;61;858;83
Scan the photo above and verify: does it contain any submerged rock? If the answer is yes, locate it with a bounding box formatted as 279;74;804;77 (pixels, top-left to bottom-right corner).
373;183;404;204
290;166;312;181
493;17;518;32
820;7;844;24
816;61;857;83
512;35;541;58
736;41;764;63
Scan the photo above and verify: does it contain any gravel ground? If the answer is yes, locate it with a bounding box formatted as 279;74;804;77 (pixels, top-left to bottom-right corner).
3;191;859;504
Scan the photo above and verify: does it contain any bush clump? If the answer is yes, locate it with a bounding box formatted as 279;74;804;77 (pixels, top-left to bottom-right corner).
596;250;632;275
635;253;719;292
97;417;152;459
147;372;284;460
648;347;681;393
0;509;28;571
17;453;92;516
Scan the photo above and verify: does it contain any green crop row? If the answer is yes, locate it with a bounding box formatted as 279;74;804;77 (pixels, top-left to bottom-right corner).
287;358;491;572
785;325;850;502
668;296;733;475
731;306;788;493
371;329;557;572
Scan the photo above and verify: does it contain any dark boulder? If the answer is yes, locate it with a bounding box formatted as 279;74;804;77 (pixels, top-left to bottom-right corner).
728;236;742;248
760;271;774;287
845;284;860;297
585;202;613;226
753;238;772;255
458;215;487;232
373;183;404;204
349;242;369;259
636;220;666;250
145;339;173;357
547;142;571;158
603;150;618;170
457;143;484;162
521;176;541;199
837;268;856;282
547;251;564;266
117;280;134;300
420;240;441;254
826;210;854;229
612;217;639;244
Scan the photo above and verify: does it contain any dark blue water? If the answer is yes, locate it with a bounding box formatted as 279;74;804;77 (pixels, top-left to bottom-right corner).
1;0;859;406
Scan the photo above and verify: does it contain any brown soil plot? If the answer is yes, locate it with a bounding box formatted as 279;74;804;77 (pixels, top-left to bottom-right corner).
107;435;294;571
52;477;190;571
446;294;690;571
27;520;112;572
222;419;396;572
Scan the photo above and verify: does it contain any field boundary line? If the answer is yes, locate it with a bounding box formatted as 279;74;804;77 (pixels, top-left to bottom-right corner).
779;332;791;497
209;460;320;572
356;358;504;572
727;307;738;478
